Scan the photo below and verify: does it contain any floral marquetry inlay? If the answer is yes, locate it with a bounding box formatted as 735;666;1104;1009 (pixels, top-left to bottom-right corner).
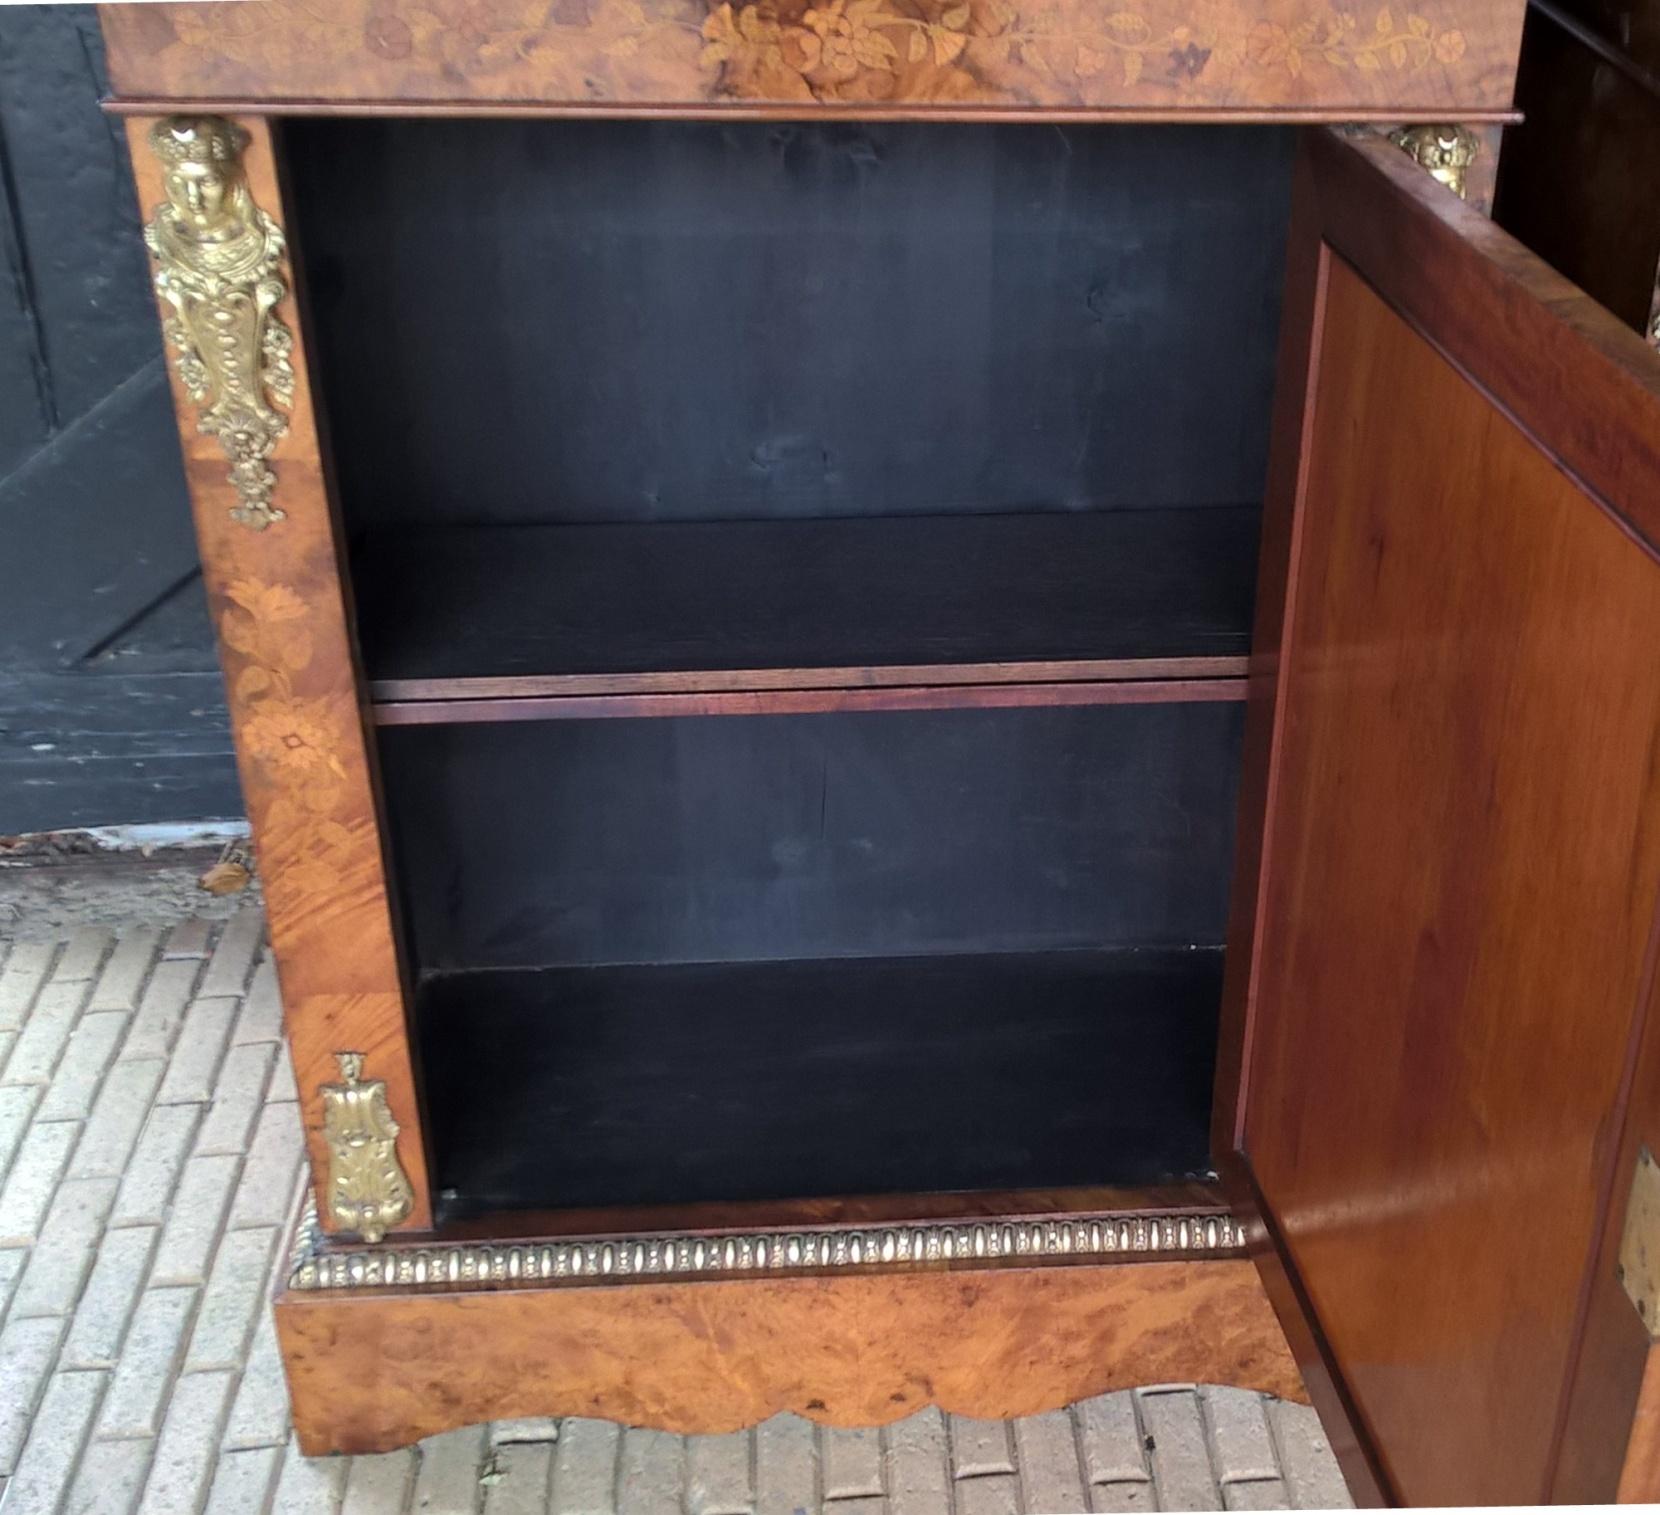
104;0;1511;112
698;0;1468;100
123;110;435;1236
219;579;356;896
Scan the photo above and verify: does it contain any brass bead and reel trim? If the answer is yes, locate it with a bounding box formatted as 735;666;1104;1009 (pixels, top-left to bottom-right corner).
287;1199;1246;1292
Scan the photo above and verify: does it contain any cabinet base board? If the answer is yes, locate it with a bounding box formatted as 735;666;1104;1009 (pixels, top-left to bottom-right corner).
275;1255;1306;1454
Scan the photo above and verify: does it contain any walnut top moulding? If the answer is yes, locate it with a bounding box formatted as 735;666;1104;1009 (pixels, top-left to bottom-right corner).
97;0;1526;118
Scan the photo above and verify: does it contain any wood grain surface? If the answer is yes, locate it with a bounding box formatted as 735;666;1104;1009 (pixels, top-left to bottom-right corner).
350;511;1261;695
126;116;432;1233
426;1180;1233;1243
1212;141;1327;1166
1556;855;1660;1502
1213;135;1380;1503
1305;130;1660;549
276;1257;1306;1453
1618;1348;1660;1501
1233;139;1660;1505
99;0;1525;117
374;679;1247;724
373;659;1250;703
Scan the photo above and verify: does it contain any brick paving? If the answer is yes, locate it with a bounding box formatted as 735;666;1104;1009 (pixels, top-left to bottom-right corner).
0;904;1353;1514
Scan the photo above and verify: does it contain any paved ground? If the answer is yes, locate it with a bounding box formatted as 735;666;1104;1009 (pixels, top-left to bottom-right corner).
0;868;1352;1514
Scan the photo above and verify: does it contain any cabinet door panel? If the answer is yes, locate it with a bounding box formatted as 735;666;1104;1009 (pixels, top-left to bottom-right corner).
1224;129;1660;1506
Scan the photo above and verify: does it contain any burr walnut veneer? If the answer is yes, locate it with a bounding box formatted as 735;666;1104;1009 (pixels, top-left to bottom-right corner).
102;1;1660;1503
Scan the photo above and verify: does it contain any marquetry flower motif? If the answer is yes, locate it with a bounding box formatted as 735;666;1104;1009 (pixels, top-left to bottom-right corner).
699;4;792;72
219;578;349;815
695;0;1469;98
1167;40;1210;76
154;0;1474;104
241;700;346;782
217;578;362;894
701;0;977;95
801;0;901;75
1245;8;1464;76
245;715;356;857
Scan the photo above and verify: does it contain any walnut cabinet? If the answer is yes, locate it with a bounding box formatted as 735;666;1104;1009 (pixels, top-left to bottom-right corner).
98;0;1660;1503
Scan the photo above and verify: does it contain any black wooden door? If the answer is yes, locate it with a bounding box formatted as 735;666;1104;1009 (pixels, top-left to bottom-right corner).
0;4;239;832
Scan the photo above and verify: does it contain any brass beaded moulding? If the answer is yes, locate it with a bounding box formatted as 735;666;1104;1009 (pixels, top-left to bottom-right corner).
287;1198;1247;1292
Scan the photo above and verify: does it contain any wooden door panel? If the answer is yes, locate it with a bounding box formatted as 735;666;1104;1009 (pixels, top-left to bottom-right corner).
1226;131;1660;1506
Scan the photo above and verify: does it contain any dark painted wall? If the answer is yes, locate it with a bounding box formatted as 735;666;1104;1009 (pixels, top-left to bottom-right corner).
0;5;240;831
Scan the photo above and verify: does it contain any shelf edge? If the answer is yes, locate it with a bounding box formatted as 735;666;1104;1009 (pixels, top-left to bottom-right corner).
374;672;1249;725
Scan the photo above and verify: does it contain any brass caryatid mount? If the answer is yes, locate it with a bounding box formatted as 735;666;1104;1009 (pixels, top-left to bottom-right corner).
145;116;295;531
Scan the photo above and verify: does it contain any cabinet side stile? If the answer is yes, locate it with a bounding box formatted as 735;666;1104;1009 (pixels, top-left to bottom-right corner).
125;112;432;1237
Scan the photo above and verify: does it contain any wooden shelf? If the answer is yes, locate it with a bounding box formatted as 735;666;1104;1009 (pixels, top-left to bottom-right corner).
416;947;1221;1220
424;1180;1234;1246
354;508;1257;722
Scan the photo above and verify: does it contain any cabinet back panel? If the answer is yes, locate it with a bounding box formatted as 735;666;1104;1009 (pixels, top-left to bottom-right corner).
283;119;1293;528
380;701;1243;972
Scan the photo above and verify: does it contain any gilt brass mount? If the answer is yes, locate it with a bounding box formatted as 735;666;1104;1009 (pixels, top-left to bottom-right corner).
145;116;295;530
1619;1146;1660;1338
1389;123;1480;200
320;1052;414;1243
288;1201;1246;1292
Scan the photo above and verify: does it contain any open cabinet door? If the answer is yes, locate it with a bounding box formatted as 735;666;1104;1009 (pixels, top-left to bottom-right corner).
1218;128;1660;1507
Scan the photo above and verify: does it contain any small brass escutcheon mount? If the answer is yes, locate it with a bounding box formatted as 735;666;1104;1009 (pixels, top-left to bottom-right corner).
1388;123;1479;201
321;1051;414;1244
145;115;295;530
1618;1145;1660;1338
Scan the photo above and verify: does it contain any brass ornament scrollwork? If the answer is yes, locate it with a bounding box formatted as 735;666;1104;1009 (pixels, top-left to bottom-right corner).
1388;123;1479;200
321;1052;414;1243
144;116;295;531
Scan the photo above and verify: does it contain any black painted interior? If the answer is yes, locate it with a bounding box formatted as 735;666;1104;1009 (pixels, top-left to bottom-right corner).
380;703;1244;972
284;119;1295;1213
420;949;1223;1217
356;509;1259;687
284;118;1293;530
